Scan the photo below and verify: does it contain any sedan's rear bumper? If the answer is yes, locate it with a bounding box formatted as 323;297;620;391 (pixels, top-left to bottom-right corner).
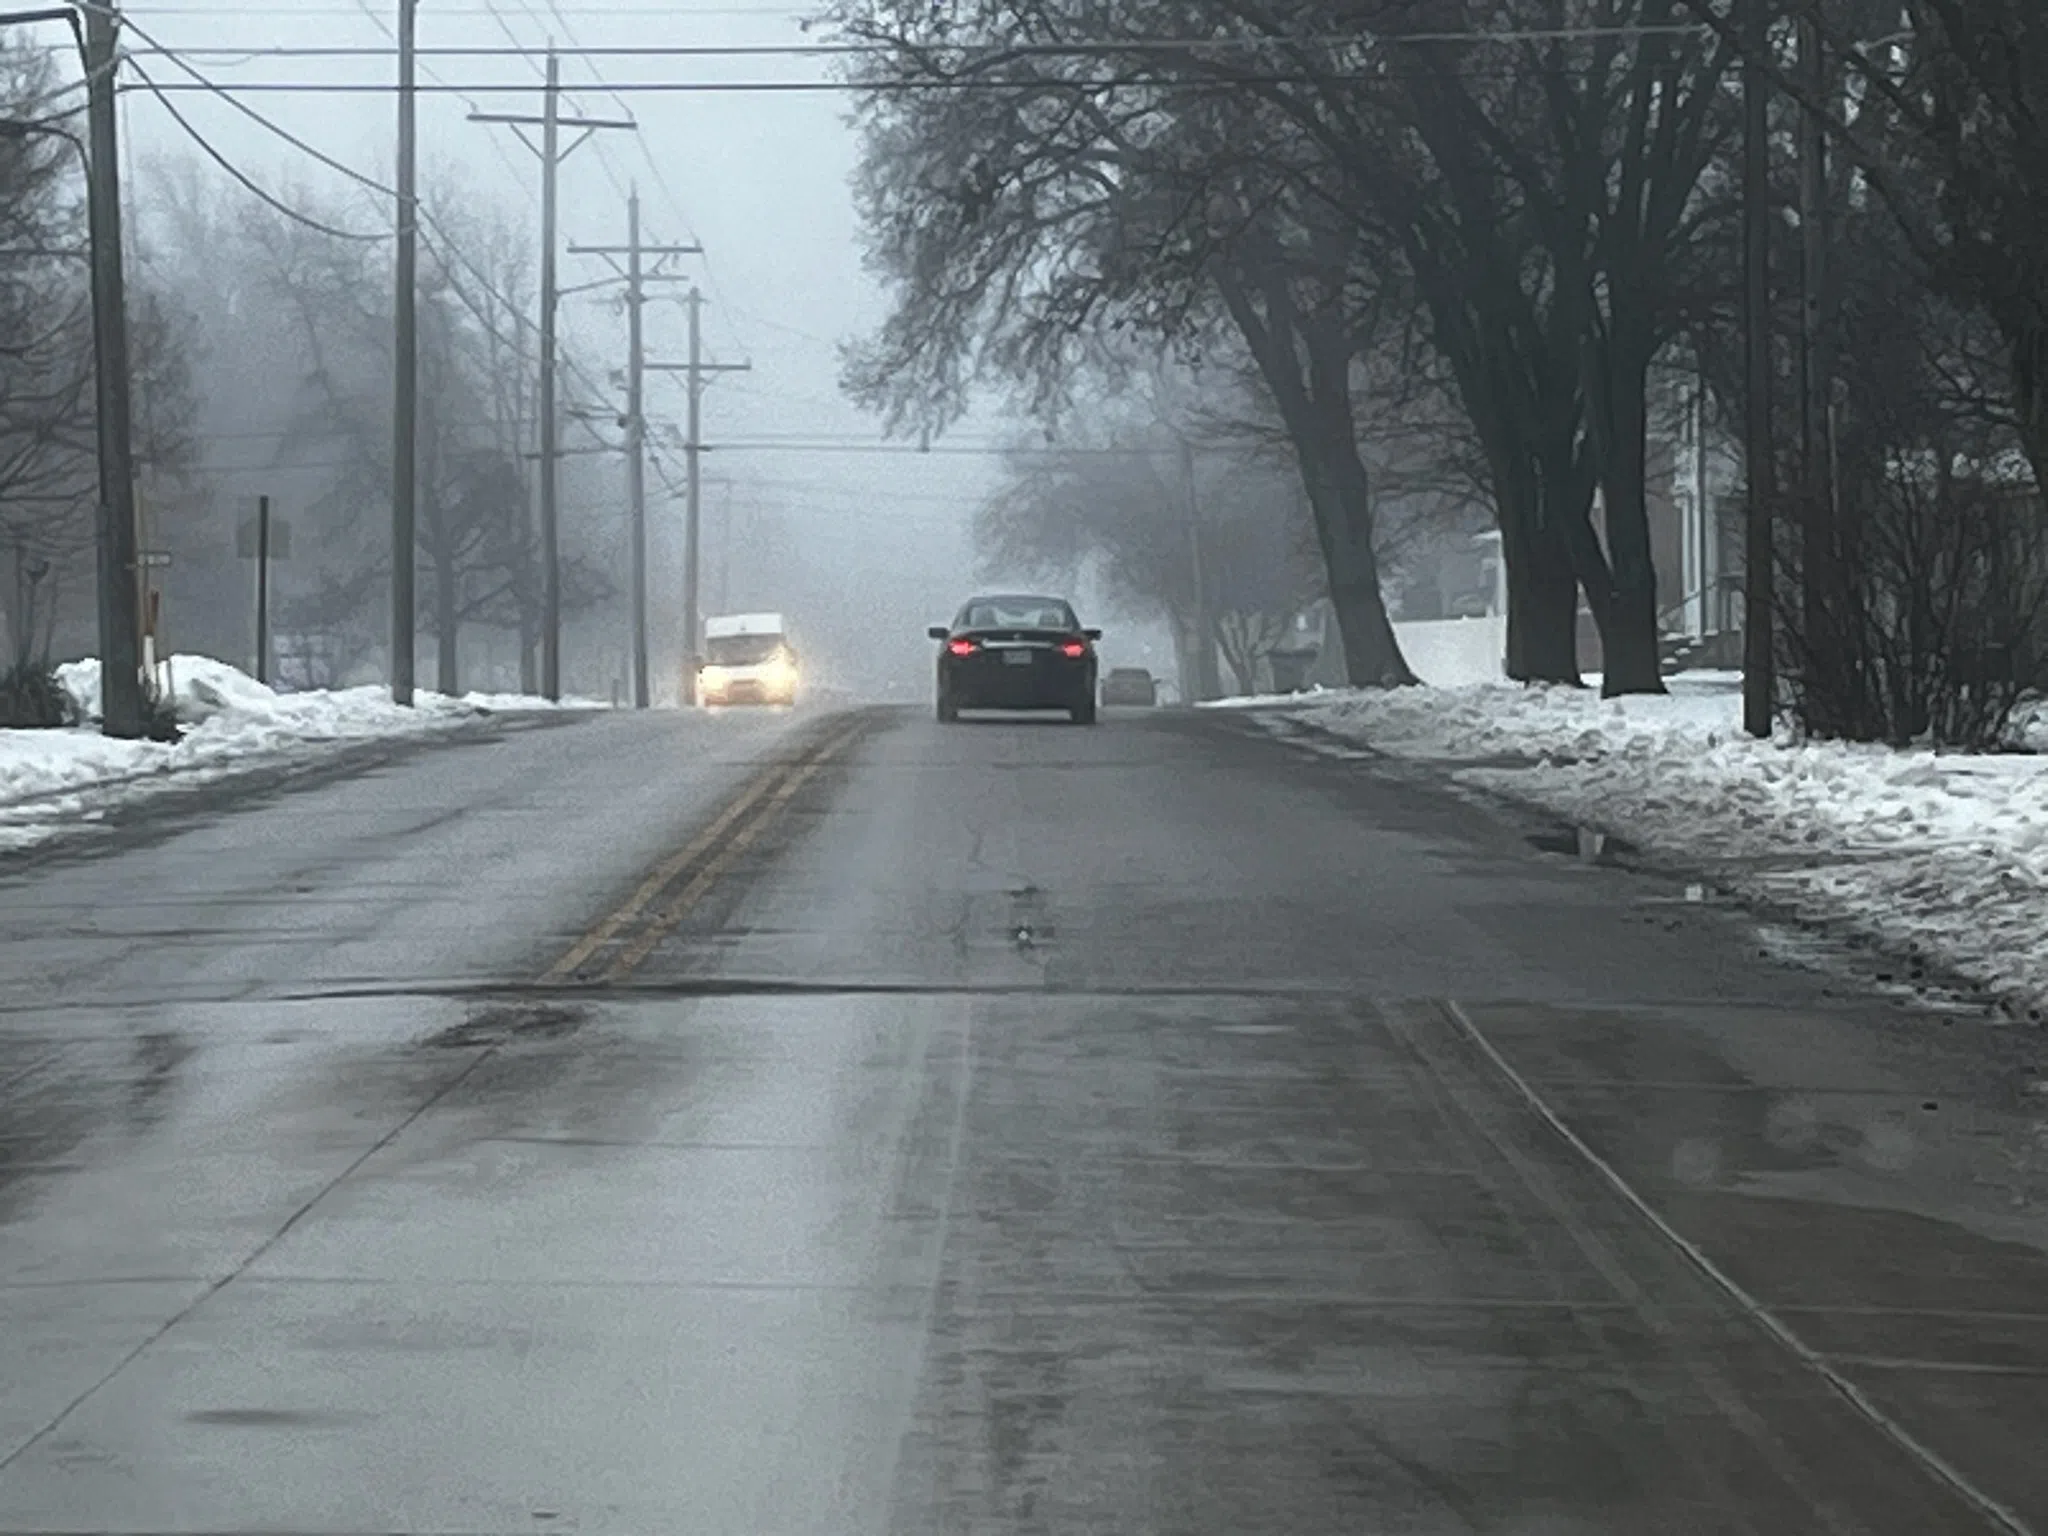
941;653;1092;709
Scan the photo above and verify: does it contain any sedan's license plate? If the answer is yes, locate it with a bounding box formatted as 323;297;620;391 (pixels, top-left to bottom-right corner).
1003;650;1033;666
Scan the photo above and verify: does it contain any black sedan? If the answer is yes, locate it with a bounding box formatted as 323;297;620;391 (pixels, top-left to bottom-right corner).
930;595;1101;724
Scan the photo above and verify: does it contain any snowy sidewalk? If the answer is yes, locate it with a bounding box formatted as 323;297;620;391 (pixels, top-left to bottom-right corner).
1;656;596;854
1221;675;2048;1015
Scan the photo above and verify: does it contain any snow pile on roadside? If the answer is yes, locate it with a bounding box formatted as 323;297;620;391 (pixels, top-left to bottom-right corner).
2;657;587;851
1244;675;2048;1013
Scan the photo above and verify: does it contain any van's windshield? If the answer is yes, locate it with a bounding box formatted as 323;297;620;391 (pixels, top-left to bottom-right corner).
705;634;785;666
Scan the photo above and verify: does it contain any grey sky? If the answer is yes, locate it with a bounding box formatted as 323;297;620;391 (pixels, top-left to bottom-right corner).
95;0;1068;691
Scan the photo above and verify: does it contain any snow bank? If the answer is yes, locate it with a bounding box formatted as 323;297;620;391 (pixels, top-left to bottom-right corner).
1252;674;2048;1013
1390;615;1508;687
3;656;589;852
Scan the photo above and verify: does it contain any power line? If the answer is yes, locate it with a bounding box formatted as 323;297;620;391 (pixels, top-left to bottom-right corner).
101;2;807;11
470;0;742;380
475;0;551;82
349;0;539;204
113;27;1714;60
113;15;620;427
702;440;1256;456
127;59;392;240
122;74;1515;93
116;13;400;196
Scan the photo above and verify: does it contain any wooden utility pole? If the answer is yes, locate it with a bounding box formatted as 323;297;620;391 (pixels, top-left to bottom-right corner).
255;496;272;685
83;1;144;737
1796;7;1837;700
650;289;746;706
624;193;647;709
1178;435;1217;701
471;53;634;700
1741;0;1777;739
392;0;418;704
569;194;697;708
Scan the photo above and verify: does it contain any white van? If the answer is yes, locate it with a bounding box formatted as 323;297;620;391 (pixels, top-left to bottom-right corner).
698;613;798;707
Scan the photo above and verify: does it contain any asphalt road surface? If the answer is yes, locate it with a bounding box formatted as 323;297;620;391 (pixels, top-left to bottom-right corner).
3;702;2047;1534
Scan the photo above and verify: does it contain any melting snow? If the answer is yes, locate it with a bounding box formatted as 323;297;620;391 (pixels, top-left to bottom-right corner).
2;656;598;852
1231;672;2048;1015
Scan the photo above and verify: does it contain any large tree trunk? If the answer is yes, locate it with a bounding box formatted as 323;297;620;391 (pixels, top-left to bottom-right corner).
1299;434;1417;687
1480;420;1584;684
1168;609;1211;703
1217;621;1258;696
1585;349;1666;696
1216;262;1418;689
1501;514;1582;684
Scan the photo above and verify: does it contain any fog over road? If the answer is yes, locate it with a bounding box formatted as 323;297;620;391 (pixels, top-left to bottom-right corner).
3;704;2045;1534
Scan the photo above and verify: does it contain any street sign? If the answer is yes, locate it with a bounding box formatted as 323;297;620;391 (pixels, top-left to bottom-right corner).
237;517;292;560
140;551;172;569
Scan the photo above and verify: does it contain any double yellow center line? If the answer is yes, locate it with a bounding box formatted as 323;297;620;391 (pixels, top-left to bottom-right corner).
539;719;866;987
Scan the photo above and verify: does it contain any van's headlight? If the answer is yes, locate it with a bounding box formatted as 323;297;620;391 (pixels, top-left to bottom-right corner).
764;654;797;691
700;664;729;690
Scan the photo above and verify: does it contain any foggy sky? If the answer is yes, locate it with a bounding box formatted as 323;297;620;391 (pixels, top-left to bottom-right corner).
94;0;1170;697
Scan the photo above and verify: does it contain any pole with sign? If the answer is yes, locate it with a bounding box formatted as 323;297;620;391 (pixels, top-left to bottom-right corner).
256;497;270;685
238;500;291;685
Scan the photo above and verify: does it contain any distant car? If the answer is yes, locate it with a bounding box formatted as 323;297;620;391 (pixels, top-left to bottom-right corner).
1101;667;1158;708
929;594;1100;724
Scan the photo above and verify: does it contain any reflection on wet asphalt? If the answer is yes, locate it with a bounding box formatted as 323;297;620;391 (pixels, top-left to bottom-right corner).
3;705;2047;1532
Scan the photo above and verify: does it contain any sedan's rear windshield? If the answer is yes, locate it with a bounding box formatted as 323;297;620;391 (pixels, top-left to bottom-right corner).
706;634;784;665
961;600;1077;631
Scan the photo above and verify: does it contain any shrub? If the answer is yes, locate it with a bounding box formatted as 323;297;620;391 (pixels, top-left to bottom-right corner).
0;661;74;728
141;686;182;743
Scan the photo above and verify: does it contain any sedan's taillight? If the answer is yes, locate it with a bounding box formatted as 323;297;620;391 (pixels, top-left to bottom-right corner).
1059;639;1087;658
947;638;978;656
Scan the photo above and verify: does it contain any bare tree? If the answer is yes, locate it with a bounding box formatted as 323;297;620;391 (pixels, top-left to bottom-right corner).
227;179;599;693
978;373;1324;696
834;0;1419;685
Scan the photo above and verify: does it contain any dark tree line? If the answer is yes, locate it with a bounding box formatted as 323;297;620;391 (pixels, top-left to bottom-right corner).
2;36;197;721
0;29;623;708
836;0;2048;734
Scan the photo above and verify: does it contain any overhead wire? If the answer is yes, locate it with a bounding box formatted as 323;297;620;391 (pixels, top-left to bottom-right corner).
125;75;1563;92
489;0;762;395
126;58;393;239
348;0;541;206
468;0;651;428
109;25;1714;60
106;9;625;452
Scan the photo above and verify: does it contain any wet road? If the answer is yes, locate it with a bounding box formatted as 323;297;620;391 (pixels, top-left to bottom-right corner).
3;704;2047;1533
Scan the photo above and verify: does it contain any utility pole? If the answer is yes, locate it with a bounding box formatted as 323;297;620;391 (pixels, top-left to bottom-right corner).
1796;6;1837;705
716;479;732;613
625;193;646;709
391;0;418;705
1695;366;1715;636
1741;0;1776;740
471;53;634;701
83;1;144;738
649;288;747;706
569;193;697;708
1178;434;1216;702
683;287;703;705
255;495;272;685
